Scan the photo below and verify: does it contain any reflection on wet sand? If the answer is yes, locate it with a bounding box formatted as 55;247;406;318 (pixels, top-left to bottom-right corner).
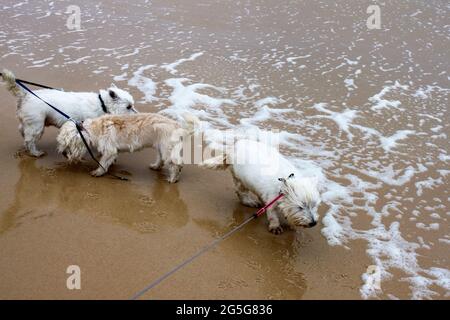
0;148;363;299
0;157;189;234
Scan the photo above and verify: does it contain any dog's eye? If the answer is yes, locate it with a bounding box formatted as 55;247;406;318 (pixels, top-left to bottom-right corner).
298;206;304;211
127;104;132;110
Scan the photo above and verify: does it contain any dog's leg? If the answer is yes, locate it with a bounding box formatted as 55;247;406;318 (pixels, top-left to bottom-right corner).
159;144;181;183
149;146;163;171
18;122;24;138
232;176;262;208
266;208;283;235
23;120;46;157
90;152;117;177
240;192;262;208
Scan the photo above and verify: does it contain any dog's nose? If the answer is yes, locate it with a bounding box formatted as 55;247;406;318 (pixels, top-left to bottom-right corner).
308;221;317;227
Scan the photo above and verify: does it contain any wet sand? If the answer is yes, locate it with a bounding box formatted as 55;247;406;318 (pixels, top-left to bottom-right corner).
0;99;362;299
0;89;370;299
0;0;448;299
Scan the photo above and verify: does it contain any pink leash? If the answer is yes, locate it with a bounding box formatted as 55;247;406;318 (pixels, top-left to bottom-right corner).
254;193;285;217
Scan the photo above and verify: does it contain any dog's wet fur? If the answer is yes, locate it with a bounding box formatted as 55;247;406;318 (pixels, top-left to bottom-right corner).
57;113;199;183
201;139;321;234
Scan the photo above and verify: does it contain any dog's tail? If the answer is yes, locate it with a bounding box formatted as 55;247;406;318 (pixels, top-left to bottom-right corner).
180;113;201;136
200;152;230;170
57;121;88;163
179;115;232;170
1;69;22;97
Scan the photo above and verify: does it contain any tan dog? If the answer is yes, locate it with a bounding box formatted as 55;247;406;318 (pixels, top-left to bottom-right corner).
57;113;199;183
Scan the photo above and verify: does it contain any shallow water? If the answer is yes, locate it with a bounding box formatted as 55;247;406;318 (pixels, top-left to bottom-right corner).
0;0;448;299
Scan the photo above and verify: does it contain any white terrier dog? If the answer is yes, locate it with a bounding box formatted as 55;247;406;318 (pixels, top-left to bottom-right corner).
202;139;321;234
57;113;199;183
1;69;137;157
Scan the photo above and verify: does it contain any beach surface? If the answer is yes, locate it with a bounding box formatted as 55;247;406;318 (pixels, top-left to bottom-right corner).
0;0;448;299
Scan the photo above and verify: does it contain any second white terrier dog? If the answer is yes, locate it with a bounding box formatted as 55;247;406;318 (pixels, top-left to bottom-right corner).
1;69;137;157
202;139;321;234
57;113;199;183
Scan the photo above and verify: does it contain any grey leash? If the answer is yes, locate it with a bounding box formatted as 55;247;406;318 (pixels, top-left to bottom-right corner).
130;194;285;300
130;214;257;300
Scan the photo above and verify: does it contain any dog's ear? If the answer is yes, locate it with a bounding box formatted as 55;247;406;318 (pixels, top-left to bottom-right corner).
288;173;295;179
109;89;118;100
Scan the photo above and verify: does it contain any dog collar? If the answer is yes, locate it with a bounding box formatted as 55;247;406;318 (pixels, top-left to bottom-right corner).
98;94;109;114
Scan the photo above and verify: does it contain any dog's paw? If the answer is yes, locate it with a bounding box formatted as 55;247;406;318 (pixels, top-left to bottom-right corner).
149;163;162;171
167;177;179;183
269;225;284;235
30;150;46;158
90;169;105;177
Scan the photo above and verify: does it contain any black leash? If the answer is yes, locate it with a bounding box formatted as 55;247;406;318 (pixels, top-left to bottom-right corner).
12;79;128;181
0;72;59;90
16;80;72;119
